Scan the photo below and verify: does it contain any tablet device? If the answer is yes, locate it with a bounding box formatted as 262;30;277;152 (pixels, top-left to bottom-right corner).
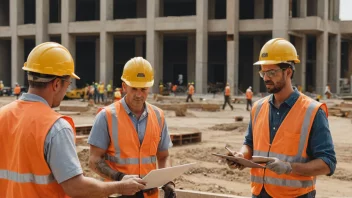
212;153;265;168
142;162;196;189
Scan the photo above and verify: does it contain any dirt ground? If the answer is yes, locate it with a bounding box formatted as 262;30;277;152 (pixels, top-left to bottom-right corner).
2;95;352;197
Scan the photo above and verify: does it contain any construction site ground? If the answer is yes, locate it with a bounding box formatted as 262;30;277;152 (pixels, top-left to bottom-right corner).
1;95;352;198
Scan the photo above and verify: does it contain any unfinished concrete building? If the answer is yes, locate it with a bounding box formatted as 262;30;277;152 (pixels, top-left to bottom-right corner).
0;0;352;95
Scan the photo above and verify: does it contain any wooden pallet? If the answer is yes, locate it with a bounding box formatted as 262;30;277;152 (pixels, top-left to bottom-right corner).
75;124;93;135
170;131;202;146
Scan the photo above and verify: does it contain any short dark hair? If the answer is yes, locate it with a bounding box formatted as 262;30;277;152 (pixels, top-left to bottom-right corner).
27;72;66;89
278;62;295;79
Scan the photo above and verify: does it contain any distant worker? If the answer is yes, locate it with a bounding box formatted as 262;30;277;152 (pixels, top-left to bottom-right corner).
222;83;233;110
172;84;177;96
325;84;332;99
227;38;336;198
107;83;113;101
98;82;105;103
88;57;175;198
159;82;164;95
13;83;21;99
0;80;4;91
245;86;253;111
178;74;183;85
0;42;145;198
186;82;194;102
114;88;122;102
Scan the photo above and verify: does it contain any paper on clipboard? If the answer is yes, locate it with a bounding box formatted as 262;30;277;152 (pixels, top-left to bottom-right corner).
212;153;265;168
142;162;196;189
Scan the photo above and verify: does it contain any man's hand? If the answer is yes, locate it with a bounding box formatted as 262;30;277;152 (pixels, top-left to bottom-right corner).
266;158;292;175
226;152;245;170
118;177;146;195
162;181;176;198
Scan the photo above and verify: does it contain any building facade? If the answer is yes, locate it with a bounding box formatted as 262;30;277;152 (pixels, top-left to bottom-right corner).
0;0;352;95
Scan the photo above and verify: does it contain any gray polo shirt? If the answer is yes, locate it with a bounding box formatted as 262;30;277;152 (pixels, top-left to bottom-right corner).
20;93;83;184
88;97;172;151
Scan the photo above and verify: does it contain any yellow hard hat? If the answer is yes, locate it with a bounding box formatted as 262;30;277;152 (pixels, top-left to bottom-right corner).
253;38;300;66
121;57;154;87
23;42;79;79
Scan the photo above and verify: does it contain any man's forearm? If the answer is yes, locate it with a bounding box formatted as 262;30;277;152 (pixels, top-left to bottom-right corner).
61;174;125;198
291;158;331;176
157;156;171;169
239;144;253;160
91;158;125;181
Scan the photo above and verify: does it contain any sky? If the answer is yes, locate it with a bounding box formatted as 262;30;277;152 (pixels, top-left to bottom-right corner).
340;0;352;20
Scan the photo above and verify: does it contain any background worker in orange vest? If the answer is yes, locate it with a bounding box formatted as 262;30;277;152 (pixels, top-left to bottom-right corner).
245;86;253;111
88;57;176;198
222;82;233;110
114;87;122;102
0;42;145;198
98;82;105;103
186;82;194;102
13;83;21;99
226;38;336;198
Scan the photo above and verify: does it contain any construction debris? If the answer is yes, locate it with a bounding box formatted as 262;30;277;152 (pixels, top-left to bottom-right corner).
60;103;89;112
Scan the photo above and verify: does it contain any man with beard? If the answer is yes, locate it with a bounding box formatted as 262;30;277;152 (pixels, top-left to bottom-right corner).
88;57;176;198
226;38;336;198
0;42;146;198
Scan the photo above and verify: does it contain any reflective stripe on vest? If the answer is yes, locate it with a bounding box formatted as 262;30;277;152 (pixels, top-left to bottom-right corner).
251;175;316;188
252;98;318;163
0;170;55;184
106;103;163;166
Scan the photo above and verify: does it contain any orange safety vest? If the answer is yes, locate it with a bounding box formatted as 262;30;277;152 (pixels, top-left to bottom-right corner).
246;89;253;99
172;85;177;92
250;94;328;198
188;85;194;95
14;86;21;95
0;100;75;198
104;101;164;198
225;86;230;96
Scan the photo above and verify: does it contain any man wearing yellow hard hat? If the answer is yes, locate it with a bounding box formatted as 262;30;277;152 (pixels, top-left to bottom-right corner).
88;57;175;198
226;38;336;197
0;42;145;198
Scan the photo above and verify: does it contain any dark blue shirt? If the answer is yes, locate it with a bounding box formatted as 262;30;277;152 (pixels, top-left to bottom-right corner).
244;89;336;176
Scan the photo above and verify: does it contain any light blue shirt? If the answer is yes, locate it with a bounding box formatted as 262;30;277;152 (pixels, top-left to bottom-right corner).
20;93;83;184
88;97;173;151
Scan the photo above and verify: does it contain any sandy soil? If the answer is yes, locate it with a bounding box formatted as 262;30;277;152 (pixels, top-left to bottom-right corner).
1;95;352;197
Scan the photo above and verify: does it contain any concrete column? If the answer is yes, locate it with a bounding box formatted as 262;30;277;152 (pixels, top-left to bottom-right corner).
100;33;113;85
318;0;328;19
196;0;208;94
95;38;100;82
36;0;49;45
187;35;196;84
253;36;261;94
226;0;239;95
333;0;340;21
273;0;289;40
208;0;216;19
135;37;144;57
99;0;114;85
11;0;25;86
316;32;329;95
328;34;341;93
147;0;162;93
62;0;76;87
298;0;307;17
0;41;11;85
294;35;307;91
136;0;146;18
254;0;265;19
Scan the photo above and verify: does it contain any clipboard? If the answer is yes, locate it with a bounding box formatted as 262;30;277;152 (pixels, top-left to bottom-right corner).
141;162;196;189
212;153;265;168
